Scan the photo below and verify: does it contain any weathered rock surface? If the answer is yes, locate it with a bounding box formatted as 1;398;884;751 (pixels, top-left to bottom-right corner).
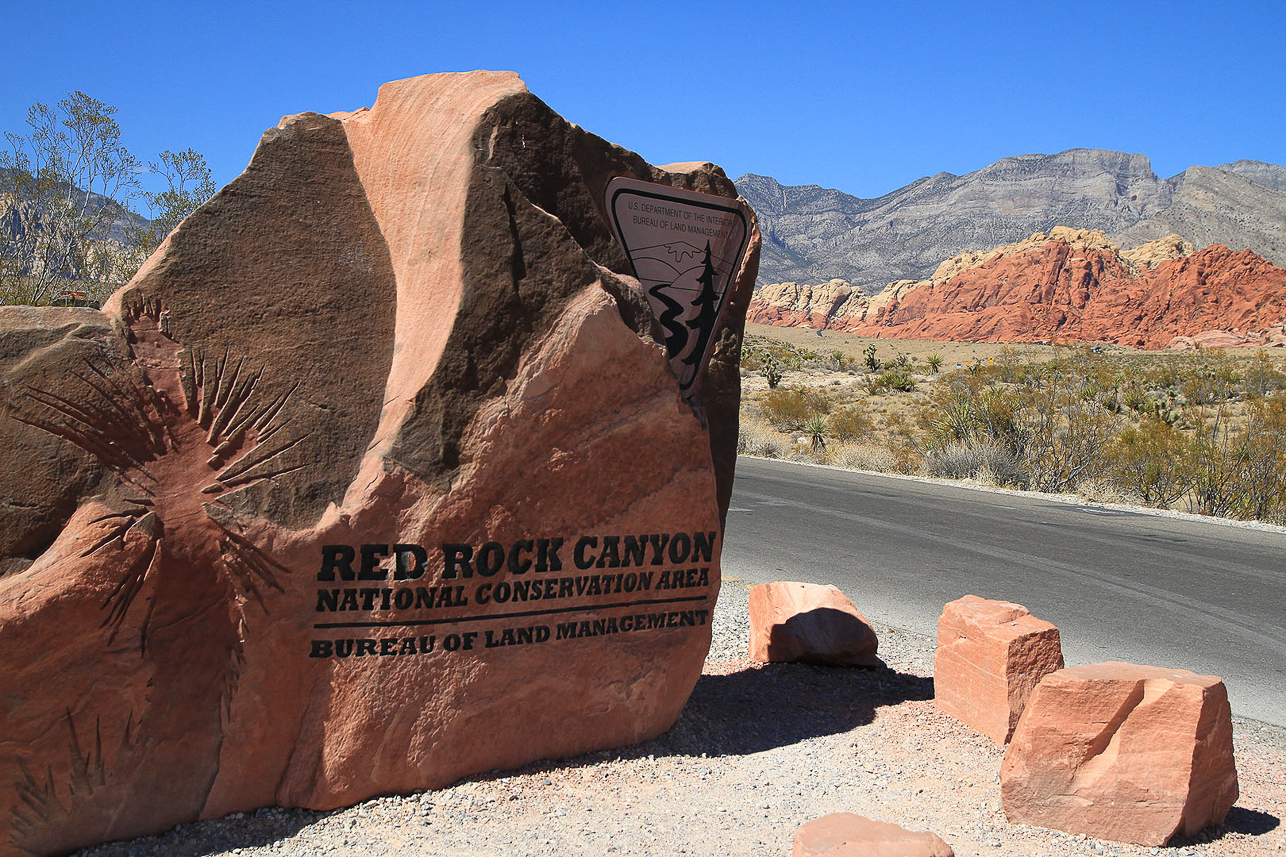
1001;662;1239;846
933;595;1063;744
0;71;759;856
748;581;879;666
793;813;955;857
738;151;1286;290
1114;165;1286;266
747;227;1286;348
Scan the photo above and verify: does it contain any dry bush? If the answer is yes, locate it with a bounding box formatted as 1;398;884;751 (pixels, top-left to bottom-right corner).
1245;349;1286;398
922;442;1029;488
828;404;872;441
827;441;902;473
741;334;1286;524
1240;394;1286;522
1076;478;1137;506
737;419;783;459
759;386;831;431
1104;417;1193;507
1018;365;1123;493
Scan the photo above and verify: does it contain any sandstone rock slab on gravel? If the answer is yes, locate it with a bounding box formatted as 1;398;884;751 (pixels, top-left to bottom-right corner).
0;70;760;856
67;580;1286;857
749;581;880;666
793;812;954;856
1001;661;1240;846
933;595;1063;743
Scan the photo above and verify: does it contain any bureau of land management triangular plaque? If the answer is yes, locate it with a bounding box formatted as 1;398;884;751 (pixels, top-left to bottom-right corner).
605;177;751;399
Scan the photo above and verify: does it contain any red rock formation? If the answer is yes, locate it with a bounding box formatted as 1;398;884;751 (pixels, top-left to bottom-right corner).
1001;662;1239;846
748;581;880;666
793;813;955;857
0;72;759;856
933;596;1064;744
748;229;1286;348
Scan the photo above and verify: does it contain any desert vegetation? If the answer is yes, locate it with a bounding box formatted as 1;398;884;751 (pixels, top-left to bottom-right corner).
0;92;216;306
740;333;1286;525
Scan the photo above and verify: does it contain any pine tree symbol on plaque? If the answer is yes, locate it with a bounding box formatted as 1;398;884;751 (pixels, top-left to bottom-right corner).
682;241;719;369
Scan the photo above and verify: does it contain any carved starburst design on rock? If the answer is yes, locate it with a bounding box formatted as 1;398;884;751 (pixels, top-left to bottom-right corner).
15;299;296;652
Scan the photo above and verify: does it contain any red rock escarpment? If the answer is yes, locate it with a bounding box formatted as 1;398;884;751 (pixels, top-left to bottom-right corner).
747;228;1286;348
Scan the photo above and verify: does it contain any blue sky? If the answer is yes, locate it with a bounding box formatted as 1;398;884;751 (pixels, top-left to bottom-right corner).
2;0;1283;205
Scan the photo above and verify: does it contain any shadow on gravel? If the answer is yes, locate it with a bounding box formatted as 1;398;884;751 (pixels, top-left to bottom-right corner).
1222;806;1281;836
644;662;933;757
1168;806;1281;848
73;808;333;857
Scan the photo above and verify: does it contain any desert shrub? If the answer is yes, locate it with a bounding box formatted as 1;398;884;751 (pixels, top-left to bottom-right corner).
999;347;1032;382
824;349;857;371
1180;352;1242;406
1245;350;1286;398
760;353;783;388
737;421;783;458
804;414;829;451
872;366;916;393
1232;393;1286;522
923;442;1029;488
760;386;831;431
740;345;768;372
920;384;1025;457
826;441;900;473
1120;382;1149;415
1018;361;1122;493
829;405;873;441
861;343;881;372
920;361;1119;493
741;336;811;371
1104;416;1193;506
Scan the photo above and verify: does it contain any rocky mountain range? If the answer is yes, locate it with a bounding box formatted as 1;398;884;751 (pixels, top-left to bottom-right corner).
0;168;149;245
736;150;1286;293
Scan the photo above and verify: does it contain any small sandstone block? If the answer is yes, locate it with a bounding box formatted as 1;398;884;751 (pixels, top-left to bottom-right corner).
934;594;1063;743
748;582;879;666
1001;662;1239;846
793;812;954;857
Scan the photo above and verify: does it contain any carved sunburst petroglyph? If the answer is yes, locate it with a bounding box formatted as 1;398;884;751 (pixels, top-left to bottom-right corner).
14;299;296;650
8;300;309;847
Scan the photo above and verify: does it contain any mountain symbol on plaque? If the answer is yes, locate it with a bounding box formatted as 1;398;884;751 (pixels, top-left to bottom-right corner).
605;177;751;399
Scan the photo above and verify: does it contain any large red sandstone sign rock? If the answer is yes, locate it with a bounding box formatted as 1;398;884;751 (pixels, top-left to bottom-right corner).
933;595;1063;743
747;227;1286;348
1001;662;1239;846
793;813;954;857
748;581;880;666
0;72;759;856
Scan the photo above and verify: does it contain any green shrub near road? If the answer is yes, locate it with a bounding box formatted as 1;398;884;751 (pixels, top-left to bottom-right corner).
741;342;1286;525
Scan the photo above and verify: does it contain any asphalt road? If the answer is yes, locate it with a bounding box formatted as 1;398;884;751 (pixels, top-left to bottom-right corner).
723;456;1286;726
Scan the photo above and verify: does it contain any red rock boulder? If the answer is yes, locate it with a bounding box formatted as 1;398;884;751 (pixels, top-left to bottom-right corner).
0;72;759;856
749;581;880;666
933;595;1063;743
793;813;954;857
1001;662;1239;846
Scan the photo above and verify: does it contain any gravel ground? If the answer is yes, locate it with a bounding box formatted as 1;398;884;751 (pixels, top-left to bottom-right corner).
78;577;1285;857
